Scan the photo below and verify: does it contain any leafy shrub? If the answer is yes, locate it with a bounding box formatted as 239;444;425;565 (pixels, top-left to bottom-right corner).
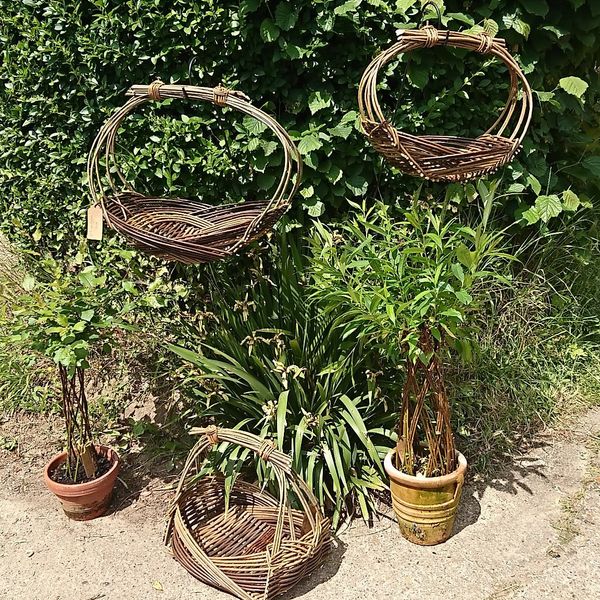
169;235;396;527
1;0;599;262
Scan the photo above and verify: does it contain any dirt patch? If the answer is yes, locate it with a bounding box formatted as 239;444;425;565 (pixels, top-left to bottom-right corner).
1;408;600;599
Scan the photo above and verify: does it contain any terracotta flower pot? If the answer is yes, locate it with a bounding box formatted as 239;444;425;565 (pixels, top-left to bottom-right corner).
384;449;467;546
43;445;120;521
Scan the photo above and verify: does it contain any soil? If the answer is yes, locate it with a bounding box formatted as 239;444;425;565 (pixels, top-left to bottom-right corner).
50;453;113;485
1;408;600;600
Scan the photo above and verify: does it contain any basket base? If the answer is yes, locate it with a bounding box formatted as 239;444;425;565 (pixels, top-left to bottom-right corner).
103;192;287;264
167;476;330;600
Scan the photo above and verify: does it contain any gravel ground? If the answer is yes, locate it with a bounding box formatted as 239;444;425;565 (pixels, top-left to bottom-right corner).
1;408;599;600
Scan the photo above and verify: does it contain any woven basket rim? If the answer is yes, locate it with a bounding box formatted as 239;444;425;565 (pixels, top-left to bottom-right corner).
357;25;533;182
87;82;302;263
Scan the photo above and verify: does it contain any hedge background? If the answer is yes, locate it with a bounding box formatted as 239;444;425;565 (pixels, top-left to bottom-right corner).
1;0;599;263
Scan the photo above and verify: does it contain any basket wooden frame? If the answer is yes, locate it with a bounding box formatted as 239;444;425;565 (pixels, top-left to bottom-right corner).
87;82;302;264
358;25;533;182
164;426;331;600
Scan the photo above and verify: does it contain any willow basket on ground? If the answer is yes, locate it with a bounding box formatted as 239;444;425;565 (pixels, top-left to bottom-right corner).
358;25;533;182
87;82;302;264
164;426;331;600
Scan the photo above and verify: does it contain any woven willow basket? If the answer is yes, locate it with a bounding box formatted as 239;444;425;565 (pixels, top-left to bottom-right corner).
87;82;302;264
164;426;331;600
358;25;533;182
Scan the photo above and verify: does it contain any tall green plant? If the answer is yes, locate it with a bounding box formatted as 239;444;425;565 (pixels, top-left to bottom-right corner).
310;191;513;476
169;234;396;527
2;258;128;481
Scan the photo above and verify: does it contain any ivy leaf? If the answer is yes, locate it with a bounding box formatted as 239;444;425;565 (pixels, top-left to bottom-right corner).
308;91;332;115
297;134;322;155
521;206;540;225
558;76;588;99
262;141;278;156
562;189;580;212
275;3;298;31
535;194;562;222
519;0;549;17
260;19;280;42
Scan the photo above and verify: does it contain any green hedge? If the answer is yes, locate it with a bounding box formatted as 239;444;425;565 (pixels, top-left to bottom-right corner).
1;0;599;260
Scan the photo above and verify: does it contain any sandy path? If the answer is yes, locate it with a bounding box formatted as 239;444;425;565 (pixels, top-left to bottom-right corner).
1;409;599;600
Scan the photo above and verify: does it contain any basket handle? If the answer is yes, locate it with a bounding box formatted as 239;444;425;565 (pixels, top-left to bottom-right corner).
167;425;306;557
87;81;302;242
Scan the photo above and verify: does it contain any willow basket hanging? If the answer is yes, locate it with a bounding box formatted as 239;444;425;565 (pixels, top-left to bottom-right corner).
87;82;302;264
164;426;331;600
358;25;533;182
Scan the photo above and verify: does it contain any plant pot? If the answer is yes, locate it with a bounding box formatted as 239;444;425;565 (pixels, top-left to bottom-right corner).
384;449;467;546
43;445;120;521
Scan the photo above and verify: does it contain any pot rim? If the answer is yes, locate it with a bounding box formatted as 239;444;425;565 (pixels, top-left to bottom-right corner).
384;449;467;489
44;444;120;495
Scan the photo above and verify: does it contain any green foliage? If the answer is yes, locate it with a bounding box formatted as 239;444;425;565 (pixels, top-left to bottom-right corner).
2;258;128;375
168;236;396;527
310;192;513;365
1;1;599;262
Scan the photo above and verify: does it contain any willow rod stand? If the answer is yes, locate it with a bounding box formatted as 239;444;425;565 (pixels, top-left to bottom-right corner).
164;426;331;600
87;82;302;264
358;25;533;182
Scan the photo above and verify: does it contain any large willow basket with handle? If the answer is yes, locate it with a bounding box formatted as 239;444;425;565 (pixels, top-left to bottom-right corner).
164;426;331;600
87;82;302;264
358;25;533;182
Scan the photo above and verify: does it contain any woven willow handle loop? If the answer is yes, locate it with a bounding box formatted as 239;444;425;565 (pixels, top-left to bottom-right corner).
357;26;533;182
87;82;302;245
166;426;320;560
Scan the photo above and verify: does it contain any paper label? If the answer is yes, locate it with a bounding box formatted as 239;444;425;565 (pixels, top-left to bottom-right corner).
87;205;103;241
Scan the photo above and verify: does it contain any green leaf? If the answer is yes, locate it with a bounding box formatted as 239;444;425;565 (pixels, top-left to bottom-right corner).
534;194;562;222
80;309;94;322
305;200;325;217
346;175;368;196
334;0;361;16
521;207;540;225
451;263;465;284
558;76;588;99
259;19;280;42
503;14;531;38
395;0;417;13
243;116;268;134
297;134;323;155
456;243;475;269
582;156;600;178
274;3;298;31
562;189;580;212
308;91;332;115
520;0;549;17
257;173;277;190
22;275;35;291
483;18;499;37
276;390;288;449
526;173;542;195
